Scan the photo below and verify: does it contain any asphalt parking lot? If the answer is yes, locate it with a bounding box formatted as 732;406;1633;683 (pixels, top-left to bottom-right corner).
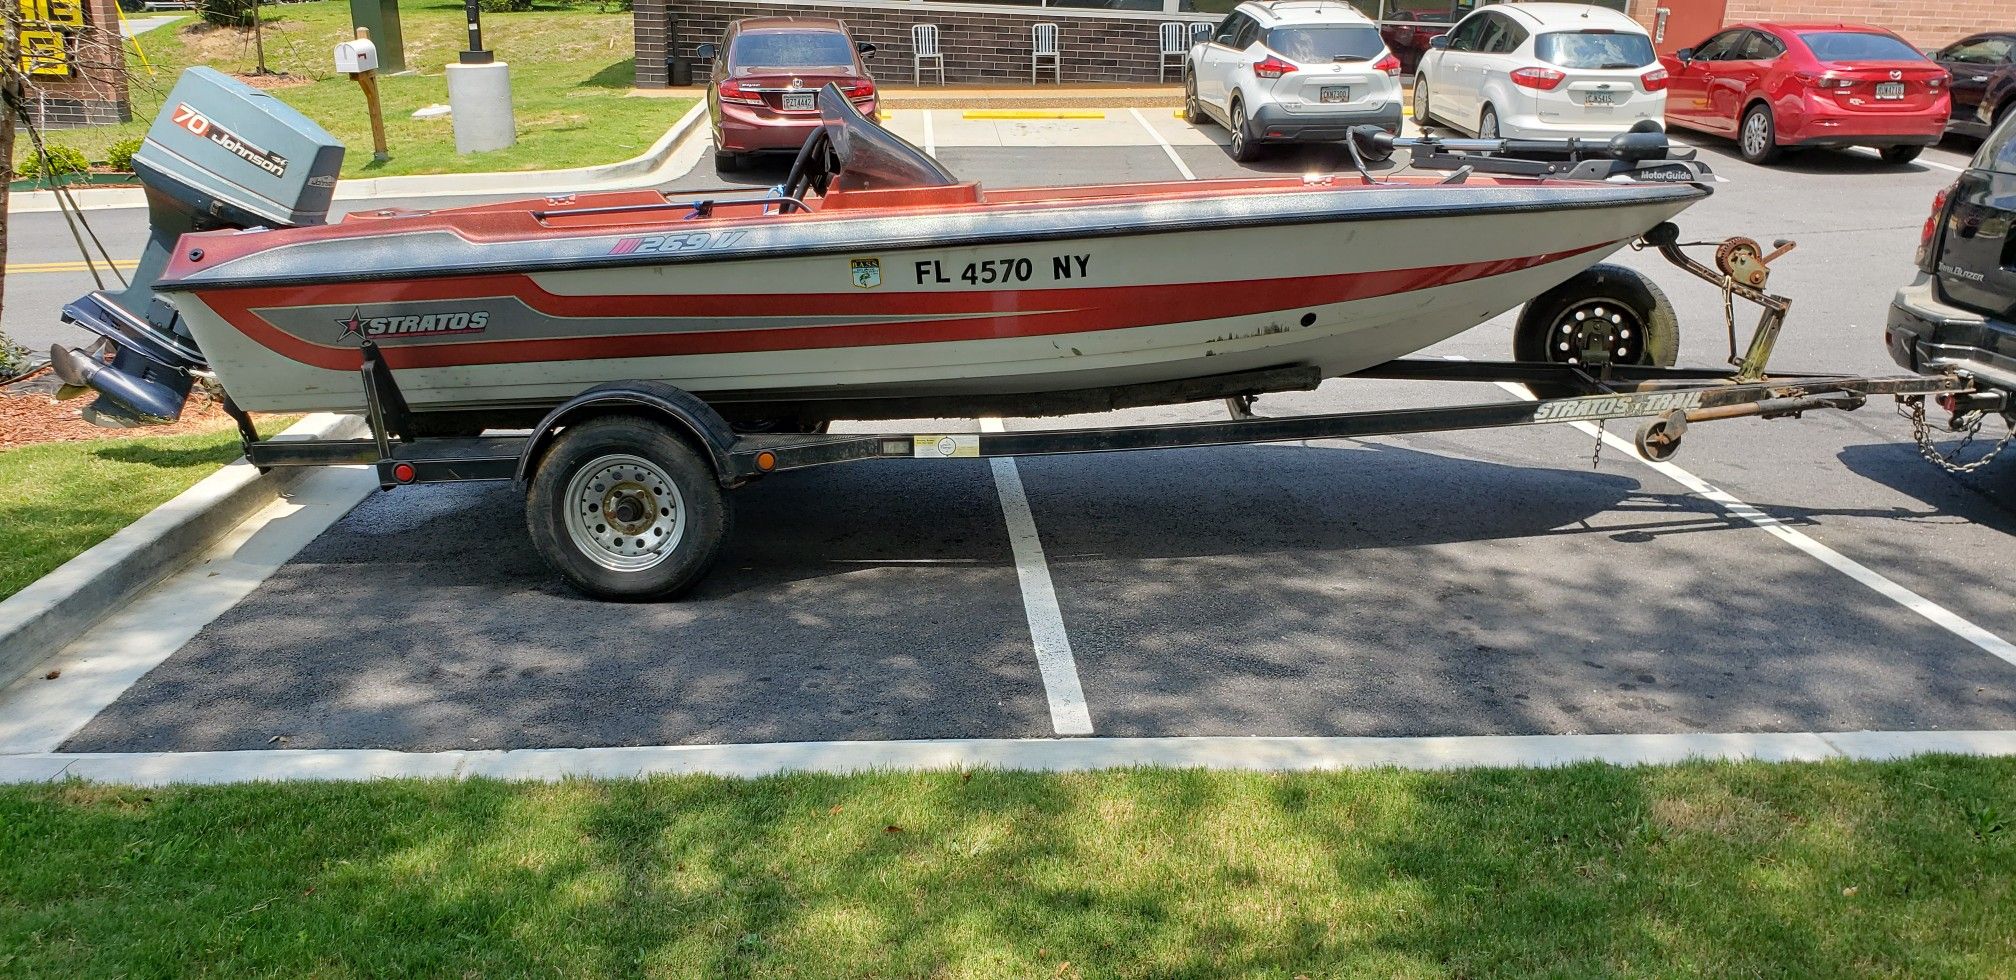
18;105;2016;755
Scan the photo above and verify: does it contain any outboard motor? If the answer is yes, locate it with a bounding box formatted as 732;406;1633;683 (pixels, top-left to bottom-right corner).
50;67;343;426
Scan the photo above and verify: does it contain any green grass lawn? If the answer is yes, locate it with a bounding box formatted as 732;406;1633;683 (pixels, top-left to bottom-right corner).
5;757;2016;976
41;1;692;178
0;426;251;600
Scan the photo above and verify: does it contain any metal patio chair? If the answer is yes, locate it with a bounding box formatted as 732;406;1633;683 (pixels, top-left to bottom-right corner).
1189;21;1213;45
1159;22;1190;82
912;23;946;85
1032;23;1061;84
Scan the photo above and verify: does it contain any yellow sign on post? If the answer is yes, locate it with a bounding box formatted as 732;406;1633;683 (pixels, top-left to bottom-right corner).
45;0;83;27
21;29;68;76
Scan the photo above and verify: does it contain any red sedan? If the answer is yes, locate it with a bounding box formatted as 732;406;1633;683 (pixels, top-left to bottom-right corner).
1659;22;1949;165
697;17;880;172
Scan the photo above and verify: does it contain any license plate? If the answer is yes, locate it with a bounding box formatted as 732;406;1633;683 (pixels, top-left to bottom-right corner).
1876;82;1905;100
1585;90;1616;105
1320;85;1350;104
782;91;815;111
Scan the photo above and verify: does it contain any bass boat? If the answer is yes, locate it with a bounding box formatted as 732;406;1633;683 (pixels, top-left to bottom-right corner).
52;68;1713;430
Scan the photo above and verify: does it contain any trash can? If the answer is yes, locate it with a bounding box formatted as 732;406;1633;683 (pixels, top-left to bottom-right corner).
667;53;692;87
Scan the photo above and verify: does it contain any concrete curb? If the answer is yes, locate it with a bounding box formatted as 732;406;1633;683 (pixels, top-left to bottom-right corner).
10;100;708;214
0;413;366;689
7;730;2016;785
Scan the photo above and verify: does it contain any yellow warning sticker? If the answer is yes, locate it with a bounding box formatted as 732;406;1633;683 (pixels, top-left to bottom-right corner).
913;434;980;458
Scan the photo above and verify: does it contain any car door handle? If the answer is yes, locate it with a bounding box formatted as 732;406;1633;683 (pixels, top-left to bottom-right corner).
1972;75;1988;82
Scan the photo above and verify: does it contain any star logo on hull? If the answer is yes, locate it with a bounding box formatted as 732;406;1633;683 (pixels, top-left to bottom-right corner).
337;308;365;341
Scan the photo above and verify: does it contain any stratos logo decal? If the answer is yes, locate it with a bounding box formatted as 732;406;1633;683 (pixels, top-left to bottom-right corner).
337;307;490;341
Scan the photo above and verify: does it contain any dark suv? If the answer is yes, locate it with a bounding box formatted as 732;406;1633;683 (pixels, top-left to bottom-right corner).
1888;108;2016;415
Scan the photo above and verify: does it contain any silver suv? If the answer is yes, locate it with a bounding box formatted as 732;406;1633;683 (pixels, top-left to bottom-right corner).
1183;0;1404;162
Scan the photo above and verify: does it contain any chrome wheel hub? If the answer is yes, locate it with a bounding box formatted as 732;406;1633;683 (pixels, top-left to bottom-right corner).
563;454;686;572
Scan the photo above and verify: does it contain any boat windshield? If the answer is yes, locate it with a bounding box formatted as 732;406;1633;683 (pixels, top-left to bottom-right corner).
816;84;959;192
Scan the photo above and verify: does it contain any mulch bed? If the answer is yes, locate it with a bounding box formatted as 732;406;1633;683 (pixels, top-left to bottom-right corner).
0;367;239;449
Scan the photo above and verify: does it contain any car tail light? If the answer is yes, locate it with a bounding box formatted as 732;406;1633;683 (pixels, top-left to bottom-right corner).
1803;74;1854;89
1917;182;1953;270
1253;56;1297;79
1640;68;1668;92
1373;53;1401;77
843;79;875;102
718;79;762;105
1928;74;1946;88
1510;66;1566;90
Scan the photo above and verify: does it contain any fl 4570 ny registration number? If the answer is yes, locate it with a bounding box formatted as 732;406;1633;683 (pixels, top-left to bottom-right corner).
913;253;1093;286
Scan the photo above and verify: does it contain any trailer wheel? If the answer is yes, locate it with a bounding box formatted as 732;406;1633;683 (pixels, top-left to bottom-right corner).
1635;412;1687;462
1513;263;1679;396
525;416;730;601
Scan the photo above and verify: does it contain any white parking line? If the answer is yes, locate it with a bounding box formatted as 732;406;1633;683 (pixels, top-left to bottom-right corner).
921;109;936;157
1129;107;1197;181
1493;380;2016;668
10;729;2016;784
981;417;1095;735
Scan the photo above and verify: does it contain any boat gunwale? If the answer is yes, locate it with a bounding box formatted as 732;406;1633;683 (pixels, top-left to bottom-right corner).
153;179;1711;295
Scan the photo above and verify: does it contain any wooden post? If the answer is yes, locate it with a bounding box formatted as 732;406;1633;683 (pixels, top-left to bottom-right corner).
348;27;390;163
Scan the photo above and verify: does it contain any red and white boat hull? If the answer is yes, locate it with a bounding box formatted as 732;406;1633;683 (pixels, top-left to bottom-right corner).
162;177;1705;417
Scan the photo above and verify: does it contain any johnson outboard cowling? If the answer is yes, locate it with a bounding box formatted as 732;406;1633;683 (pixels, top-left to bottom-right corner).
52;67;342;426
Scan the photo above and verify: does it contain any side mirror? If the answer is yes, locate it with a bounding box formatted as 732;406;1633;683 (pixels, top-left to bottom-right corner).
1428;33;1449;50
1673;47;1692;63
696;42;718;61
857;41;877;59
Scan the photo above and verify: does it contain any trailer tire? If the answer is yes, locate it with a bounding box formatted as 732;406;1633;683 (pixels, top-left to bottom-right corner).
526;416;730;601
1513;263;1678;396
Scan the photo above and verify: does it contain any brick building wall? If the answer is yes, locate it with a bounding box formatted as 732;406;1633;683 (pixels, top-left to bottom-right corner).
1624;0;2006;50
638;0;1217;87
20;0;131;129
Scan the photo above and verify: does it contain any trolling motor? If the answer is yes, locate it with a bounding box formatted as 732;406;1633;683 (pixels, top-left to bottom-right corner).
49;67;343;426
1347;119;1715;184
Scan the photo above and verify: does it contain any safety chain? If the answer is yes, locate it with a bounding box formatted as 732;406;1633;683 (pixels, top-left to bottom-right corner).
1902;398;2015;474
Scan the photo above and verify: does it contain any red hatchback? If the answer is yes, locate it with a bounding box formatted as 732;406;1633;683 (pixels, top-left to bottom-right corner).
698;17;879;171
1659;22;1949;165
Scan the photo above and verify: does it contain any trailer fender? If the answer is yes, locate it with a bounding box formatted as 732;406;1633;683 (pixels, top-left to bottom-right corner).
517;382;739;487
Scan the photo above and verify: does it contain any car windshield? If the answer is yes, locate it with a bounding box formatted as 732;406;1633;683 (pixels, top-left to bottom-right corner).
1535;30;1655;69
730;31;856;71
1980;112;2016;176
1797;30;1922;62
1266;25;1386;62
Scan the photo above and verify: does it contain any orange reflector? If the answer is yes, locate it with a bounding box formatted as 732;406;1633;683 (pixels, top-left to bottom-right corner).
755;451;777;471
392;462;417;483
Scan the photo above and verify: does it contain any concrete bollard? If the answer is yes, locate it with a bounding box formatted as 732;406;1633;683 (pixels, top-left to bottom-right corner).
445;60;516;154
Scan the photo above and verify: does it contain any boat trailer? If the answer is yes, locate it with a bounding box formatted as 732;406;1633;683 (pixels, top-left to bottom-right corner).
218;224;1972;599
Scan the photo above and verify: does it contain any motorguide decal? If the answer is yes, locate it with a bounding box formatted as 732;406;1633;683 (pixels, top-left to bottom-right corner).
172;103;289;179
1531;390;1703;422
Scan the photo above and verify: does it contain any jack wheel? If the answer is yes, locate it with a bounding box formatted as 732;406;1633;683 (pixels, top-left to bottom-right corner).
1635;412;1687;462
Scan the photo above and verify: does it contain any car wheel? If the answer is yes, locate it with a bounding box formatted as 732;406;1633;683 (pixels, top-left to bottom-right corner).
1228;98;1262;163
1879;144;1924;165
1183;70;1207;125
525;416;731;601
714;149;743;172
1513;263;1680;397
1478;104;1500;140
1412;78;1432;128
1739;104;1781;164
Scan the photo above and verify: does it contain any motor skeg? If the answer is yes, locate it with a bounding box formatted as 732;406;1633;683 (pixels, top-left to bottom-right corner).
54;67;342;427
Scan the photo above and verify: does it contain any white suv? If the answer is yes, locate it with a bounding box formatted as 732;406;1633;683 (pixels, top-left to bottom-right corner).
1183;0;1403;162
1414;2;1667;141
